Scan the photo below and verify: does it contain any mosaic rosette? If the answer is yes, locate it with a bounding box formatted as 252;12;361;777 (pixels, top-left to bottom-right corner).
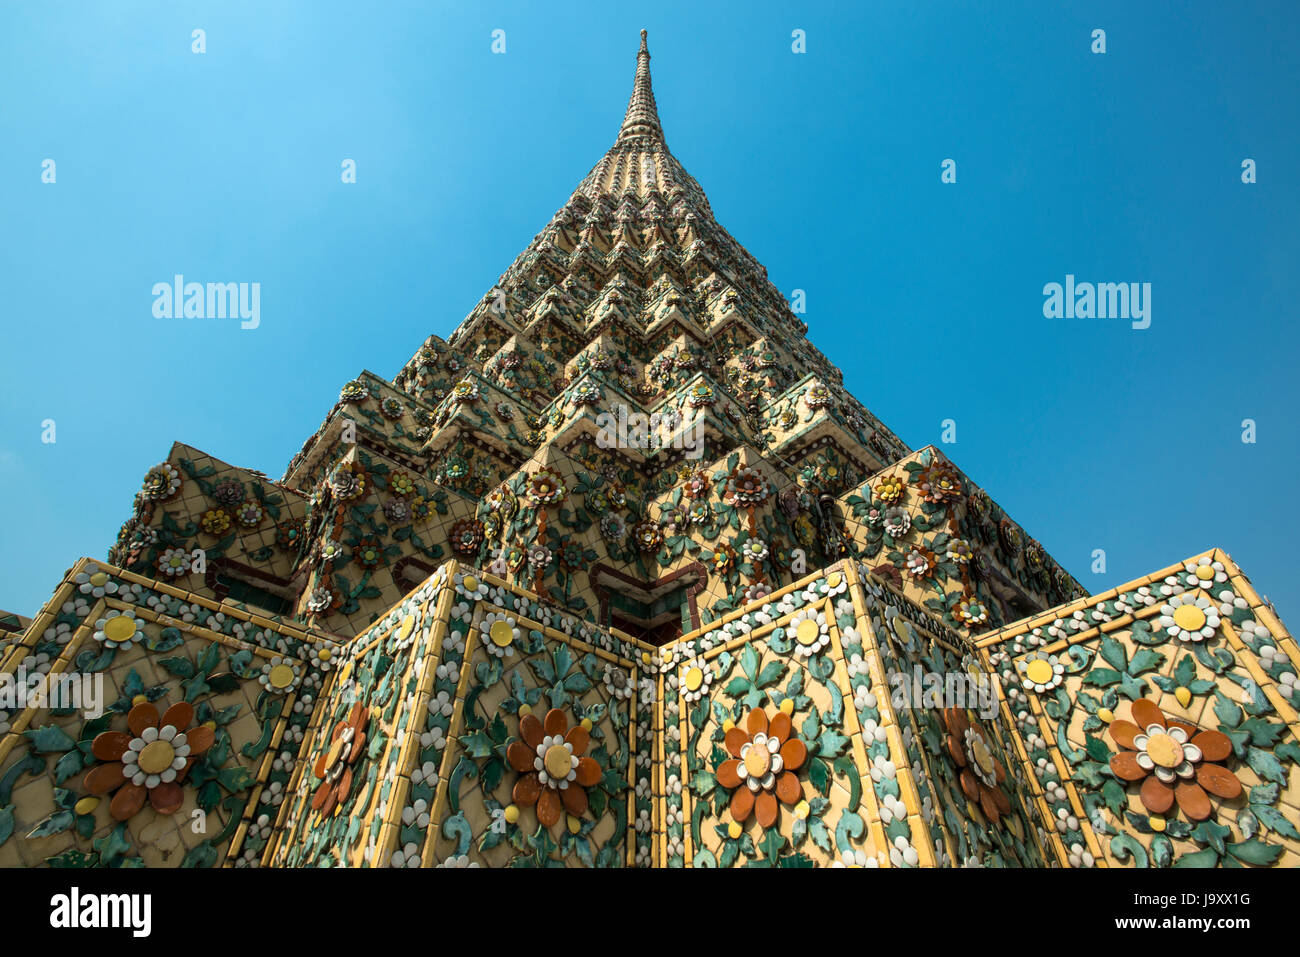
978;549;1300;869
0;559;334;867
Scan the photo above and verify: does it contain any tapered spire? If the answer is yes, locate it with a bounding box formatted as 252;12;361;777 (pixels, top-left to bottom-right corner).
618;29;663;143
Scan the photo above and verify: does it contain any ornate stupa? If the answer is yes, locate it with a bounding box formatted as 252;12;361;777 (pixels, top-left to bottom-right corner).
1;32;1295;869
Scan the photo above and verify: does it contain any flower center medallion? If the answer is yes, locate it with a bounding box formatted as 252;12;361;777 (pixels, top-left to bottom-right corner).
1025;658;1054;685
745;744;771;778
969;734;995;777
103;617;137;643
544;744;572;779
489;620;514;648
268;664;296;690
1174;604;1206;632
1145;732;1184;769
138;740;176;775
795;619;821;646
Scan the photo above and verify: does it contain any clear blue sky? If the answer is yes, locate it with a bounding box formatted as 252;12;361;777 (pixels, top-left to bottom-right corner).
2;1;1297;622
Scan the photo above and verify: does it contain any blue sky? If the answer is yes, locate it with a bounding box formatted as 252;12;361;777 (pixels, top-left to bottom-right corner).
1;1;1297;622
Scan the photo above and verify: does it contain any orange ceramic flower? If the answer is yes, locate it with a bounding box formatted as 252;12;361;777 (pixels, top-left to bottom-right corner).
506;708;602;827
942;707;1012;823
716;707;806;829
85;700;215;820
1107;698;1240;821
312;702;369;817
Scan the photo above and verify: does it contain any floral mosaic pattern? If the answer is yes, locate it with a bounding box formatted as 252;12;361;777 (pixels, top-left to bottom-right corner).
0;558;332;868
978;549;1300;868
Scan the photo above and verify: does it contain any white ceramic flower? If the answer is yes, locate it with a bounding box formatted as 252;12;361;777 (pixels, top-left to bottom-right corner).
736;730;784;793
1131;720;1202;784
789;607;830;658
1017;651;1064;693
453;572;489;601
603;664;633;700
156;548;191;578
1183;556;1228;591
1158;593;1220;642
75;564;119;598
93;610;144;650
478;611;519;659
534;733;579;790
122;722;191;788
679;659;713;703
258;655;302;694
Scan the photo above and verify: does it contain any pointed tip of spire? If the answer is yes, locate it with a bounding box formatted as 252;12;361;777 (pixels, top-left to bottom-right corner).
618;29;663;143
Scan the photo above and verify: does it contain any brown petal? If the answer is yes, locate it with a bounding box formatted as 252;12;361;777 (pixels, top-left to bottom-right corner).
185;724;215;758
312;751;329;780
311;783;330;811
755;791;778;829
561;784;587;816
745;709;768;736
109;782;147;821
1139;775;1175;814
779;738;807;772
575;756;601;788
348;702;368;733
716;759;742;790
992;785;1012;816
767;711;792;747
1108;719;1141;750
945;706;970;737
91;731;132;762
520;712;544;748
148;782;184;815
319;785;339;818
775;771;801;805
1192;730;1232;763
160;702;194;732
1175;781;1212;821
1130;699;1165;731
83;762;126;795
537;787;562;827
543;708;567;735
127;702;160;736
959;769;980;804
348;731;366;764
724;726;750;758
1196;763;1242;800
506;741;534;773
564;724;590;757
978;785;1000;823
946;733;968;768
513;773;540;807
730;786;755;823
1110;751;1147;782
336;766;354;804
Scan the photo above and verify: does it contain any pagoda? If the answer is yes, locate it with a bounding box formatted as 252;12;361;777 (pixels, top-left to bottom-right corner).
0;31;1295;869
